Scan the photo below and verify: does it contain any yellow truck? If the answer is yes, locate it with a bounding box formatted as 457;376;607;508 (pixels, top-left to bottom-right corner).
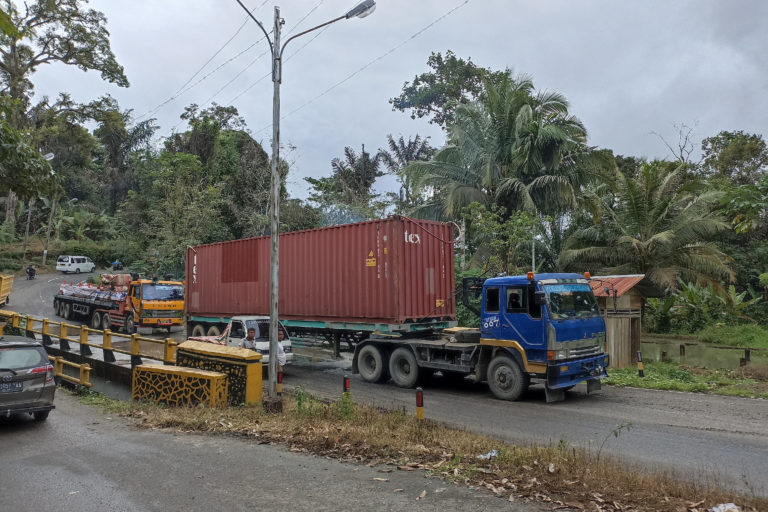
0;274;12;306
53;274;184;333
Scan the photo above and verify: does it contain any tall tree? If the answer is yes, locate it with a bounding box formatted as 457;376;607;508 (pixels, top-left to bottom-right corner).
0;0;128;222
306;145;384;220
559;161;734;290
378;134;434;214
390;50;506;127
701;130;768;185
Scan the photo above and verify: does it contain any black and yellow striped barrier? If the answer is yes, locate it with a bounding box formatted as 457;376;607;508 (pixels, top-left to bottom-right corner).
0;310;177;366
636;351;644;378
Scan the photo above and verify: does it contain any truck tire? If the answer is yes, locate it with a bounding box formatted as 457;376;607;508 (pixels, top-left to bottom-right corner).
190;324;206;337
487;355;529;401
206;325;221;337
62;303;71;321
357;344;387;383
53;300;59;316
124;315;136;334
101;313;111;331
389;347;419;388
90;312;101;329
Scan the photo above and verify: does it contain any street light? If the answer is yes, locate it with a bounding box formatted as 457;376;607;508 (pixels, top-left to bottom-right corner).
235;0;376;408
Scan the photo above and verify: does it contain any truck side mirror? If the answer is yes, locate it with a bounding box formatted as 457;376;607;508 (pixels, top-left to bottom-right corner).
533;291;546;305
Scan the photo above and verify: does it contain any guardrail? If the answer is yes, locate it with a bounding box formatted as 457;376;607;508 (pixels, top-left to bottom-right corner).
0;310;177;366
49;356;92;388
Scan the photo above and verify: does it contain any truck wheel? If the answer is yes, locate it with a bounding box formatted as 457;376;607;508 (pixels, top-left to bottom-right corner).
53;300;59;316
90;312;101;329
206;325;221;337
124;315;136;334
357;344;387;383
487;355;529;401
389;347;419;388
190;324;205;337
101;313;111;331
62;303;71;321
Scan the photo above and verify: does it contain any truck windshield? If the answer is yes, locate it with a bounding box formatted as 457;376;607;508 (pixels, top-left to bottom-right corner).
142;284;184;301
543;283;600;319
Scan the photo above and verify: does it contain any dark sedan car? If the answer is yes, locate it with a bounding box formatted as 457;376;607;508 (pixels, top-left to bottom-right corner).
0;336;55;421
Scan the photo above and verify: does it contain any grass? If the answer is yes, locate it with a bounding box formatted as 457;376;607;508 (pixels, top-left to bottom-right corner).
605;360;768;399
697;324;768;350
72;387;767;512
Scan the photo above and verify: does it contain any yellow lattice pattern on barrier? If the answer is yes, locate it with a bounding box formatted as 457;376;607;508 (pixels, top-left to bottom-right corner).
132;364;228;407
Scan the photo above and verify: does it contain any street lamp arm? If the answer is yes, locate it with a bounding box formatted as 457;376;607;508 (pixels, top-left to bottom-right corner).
234;0;273;54
279;14;345;58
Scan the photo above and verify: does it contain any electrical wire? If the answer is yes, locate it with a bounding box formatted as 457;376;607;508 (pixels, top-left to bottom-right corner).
135;0;270;122
251;0;471;136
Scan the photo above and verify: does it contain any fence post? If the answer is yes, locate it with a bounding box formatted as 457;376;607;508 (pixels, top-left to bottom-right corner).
130;333;142;368
163;338;176;365
636;351;644;378
53;356;64;384
102;329;116;363
42;318;52;345
11;313;19;328
59;322;70;351
79;364;92;388
79;324;92;356
25;315;35;339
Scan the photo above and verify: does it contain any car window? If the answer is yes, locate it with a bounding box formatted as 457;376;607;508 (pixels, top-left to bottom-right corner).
58;256;68;263
0;347;45;369
231;321;245;339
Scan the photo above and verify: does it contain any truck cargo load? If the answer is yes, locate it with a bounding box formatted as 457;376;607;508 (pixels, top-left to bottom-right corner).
186;216;457;334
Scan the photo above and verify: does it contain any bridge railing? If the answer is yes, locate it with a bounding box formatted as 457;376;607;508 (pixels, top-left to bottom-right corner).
49;356;93;388
0;309;177;366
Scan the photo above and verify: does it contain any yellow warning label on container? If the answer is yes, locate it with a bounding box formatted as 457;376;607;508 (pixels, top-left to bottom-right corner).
366;250;376;267
436;299;445;308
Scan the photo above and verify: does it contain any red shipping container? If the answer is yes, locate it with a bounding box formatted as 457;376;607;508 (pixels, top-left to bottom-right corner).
186;217;457;325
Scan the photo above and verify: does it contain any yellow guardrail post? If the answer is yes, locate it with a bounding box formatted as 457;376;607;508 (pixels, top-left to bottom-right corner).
11;313;19;328
79;363;92;388
54;356;64;382
79;324;93;356
42;318;52;345
102;328;116;363
164;338;177;365
59;322;70;351
130;333;142;368
25;315;34;339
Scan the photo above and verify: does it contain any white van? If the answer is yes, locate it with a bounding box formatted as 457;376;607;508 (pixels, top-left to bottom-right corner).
56;255;96;274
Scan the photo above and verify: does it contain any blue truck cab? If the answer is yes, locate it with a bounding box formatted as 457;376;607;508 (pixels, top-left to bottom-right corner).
480;273;609;402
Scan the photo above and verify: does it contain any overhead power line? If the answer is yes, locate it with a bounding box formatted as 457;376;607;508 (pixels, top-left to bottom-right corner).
252;0;472;136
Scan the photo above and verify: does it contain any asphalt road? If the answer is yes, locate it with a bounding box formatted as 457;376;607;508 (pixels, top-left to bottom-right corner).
5;272;768;495
0;393;543;512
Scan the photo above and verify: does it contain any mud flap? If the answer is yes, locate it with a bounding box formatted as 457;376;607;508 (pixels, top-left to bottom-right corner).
587;378;602;394
544;385;565;403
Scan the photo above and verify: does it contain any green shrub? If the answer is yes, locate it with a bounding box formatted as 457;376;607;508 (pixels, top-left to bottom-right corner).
697;324;768;350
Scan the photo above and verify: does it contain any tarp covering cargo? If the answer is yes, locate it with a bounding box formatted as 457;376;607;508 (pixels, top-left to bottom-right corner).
58;281;127;302
186;217;457;324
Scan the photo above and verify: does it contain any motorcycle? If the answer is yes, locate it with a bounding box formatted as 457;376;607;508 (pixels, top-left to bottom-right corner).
26;266;36;280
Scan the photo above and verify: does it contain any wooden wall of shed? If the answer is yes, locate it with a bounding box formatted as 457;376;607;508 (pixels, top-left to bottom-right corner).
605;315;642;368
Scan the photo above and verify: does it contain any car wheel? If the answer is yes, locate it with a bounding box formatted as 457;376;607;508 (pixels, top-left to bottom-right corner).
486;355;529;401
90;312;101;329
388;347;419;388
124;315;136;334
357;344;386;383
75;268;81;274
33;411;49;421
190;324;206;337
101;313;111;331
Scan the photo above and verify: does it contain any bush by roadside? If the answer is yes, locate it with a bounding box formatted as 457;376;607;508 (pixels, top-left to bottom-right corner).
697;324;768;350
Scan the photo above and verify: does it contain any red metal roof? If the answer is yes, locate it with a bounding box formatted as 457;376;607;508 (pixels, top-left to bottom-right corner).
588;275;645;297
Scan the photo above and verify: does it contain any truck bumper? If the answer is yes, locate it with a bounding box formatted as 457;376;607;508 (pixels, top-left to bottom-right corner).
546;353;609;390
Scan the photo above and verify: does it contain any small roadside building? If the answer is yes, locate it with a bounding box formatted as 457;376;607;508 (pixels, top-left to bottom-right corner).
588;275;662;368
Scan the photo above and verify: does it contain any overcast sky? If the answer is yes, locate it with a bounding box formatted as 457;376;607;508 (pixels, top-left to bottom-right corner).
30;0;768;199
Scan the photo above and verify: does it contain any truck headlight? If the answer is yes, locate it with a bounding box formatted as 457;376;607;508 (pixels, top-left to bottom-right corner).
556;349;568;360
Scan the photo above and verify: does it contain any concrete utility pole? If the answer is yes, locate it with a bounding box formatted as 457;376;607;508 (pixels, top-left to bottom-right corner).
235;0;377;410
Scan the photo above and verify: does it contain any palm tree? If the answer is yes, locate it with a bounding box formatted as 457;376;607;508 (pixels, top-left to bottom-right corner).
559;161;734;290
378;134;435;214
